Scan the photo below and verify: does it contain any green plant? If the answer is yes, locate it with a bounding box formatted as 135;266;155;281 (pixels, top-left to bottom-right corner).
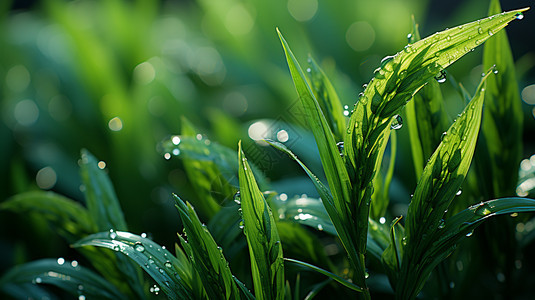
1;2;534;300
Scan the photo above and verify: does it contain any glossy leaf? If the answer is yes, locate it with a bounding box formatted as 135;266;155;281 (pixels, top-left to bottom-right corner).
284;258;363;293
238;141;285;300
306;55;346;141
475;0;524;198
404;16;450;180
277;30;361;283
0;258;124;299
399;71;491;299
79;149;127;231
73;231;196;300
174;195;241;299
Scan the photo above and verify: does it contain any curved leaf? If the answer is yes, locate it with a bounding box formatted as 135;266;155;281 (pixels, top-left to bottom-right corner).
174;195;242;300
399;71;491;299
73;231;196;300
239;141;285;300
0;258;125;299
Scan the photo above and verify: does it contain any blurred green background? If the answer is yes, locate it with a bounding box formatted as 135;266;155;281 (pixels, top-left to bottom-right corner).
1;0;534;278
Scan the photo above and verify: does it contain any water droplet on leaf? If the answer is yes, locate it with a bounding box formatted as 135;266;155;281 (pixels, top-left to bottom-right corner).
515;12;524;20
134;242;145;252
234;191;241;205
465;230;474;237
337;142;344;157
391;115;403;130
438;219;445;229
109;229;117;239
435;70;447;83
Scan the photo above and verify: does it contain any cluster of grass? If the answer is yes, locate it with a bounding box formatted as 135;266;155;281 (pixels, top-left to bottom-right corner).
2;0;535;299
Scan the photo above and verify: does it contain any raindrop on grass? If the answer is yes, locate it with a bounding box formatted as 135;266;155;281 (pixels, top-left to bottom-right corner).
515;12;524;20
239;220;245;229
343;105;350;116
337;142;344;157
456;189;462;196
441;132;448;142
317;224;324;231
34;277;42;284
134;242;145;252
57;257;65;265
478;27;483;34
391;115;403;130
435;70;447;83
234;191;241;205
475;203;491;216
109;229;117;239
165;261;172;268
406;33;413;42
438;219;445;229
465;230;474;237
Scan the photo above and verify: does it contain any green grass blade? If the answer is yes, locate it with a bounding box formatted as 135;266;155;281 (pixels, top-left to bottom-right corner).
266;140;362;265
380;217;405;289
0;258;125;299
73;231;195;300
268;140;386;262
174;195;241;300
306;55;346;141
371;130;397;219
418;197;535;295
277;31;357;274
284;258;363;293
399;71;491;299
404;16;450;180
0;191;95;243
79;149;127;231
238;141;285;300
476;0;524;198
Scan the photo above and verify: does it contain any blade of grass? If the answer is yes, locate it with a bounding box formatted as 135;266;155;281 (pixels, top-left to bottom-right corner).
277;30;367;289
73;231;196;300
79;149;126;231
238;141;285;300
476;0;524;199
404;16;450;180
284;258;363;293
174;195;241;300
398;71;491;299
0;258;125;299
306;55;346;141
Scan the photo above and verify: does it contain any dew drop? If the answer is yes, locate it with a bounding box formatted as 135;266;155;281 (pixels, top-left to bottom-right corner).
441;132;448;141
34;277;42;284
493;69;499;74
515;12;524;20
239;220;245;229
475;203;491;216
78;295;86;300
402;237;407;246
438;219;445;229
109;229;117;239
71;260;78;268
465;230;474;237
165;261;172;268
343;105;350;116
488;29;493;36
391;115;403;130
337;142;344;157
477;27;483;34
78;284;84;291
57;257;65;265
134;242;145;252
407;33;413;42
380;55;395;68
317;224;324;231
234;190;241;205
435;70;447;83
456;189;462;196
379;217;386;224
164;153;171;160
306;68;311;73
141;232;147;238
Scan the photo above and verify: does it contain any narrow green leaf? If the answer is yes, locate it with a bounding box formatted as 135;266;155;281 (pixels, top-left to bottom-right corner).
380;217;405;288
238;141;285;300
284;258;363;293
371;130;397;219
73;231;196;300
475;0;524;198
399;71;491;299
404;16;450;180
0;191;95;243
268;140;386;261
415;197;535;297
174;195;241;300
0;258;125;299
79;149;127;231
266;140;362;265
277;31;356;274
306;56;346;141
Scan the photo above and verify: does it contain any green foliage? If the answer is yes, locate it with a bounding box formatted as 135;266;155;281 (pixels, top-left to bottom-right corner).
1;3;534;300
